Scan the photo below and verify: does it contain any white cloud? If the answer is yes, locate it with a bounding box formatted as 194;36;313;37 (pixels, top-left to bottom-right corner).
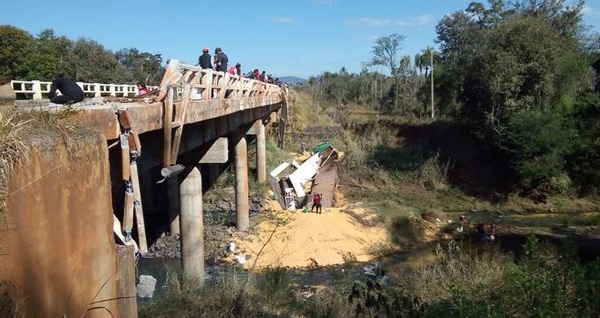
354;34;381;41
313;0;337;5
270;17;301;24
347;14;434;28
582;4;600;18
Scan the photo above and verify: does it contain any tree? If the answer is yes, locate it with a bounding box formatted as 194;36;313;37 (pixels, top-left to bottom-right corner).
27;29;72;80
367;33;405;76
566;92;600;195
367;33;406;112
115;48;163;85
64;38;120;82
0;25;34;79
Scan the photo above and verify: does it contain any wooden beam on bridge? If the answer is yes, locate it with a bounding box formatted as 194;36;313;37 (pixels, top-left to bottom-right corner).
156;59;181;102
163;87;174;167
130;155;148;254
170;83;192;163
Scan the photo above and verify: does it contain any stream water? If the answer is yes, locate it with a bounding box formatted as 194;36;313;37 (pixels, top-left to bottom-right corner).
136;211;600;303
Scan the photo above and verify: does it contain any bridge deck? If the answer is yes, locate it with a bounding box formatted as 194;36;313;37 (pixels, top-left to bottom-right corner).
13;58;285;141
14;95;281;140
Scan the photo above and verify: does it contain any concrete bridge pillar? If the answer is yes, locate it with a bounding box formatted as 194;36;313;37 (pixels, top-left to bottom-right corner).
234;135;250;231
168;177;180;235
179;166;204;282
256;120;267;183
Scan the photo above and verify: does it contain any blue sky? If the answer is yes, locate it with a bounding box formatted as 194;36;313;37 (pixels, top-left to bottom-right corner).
2;0;600;79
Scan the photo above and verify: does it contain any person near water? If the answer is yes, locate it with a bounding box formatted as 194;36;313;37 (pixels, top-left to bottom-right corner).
48;76;85;104
489;222;497;241
476;221;488;241
457;215;467;234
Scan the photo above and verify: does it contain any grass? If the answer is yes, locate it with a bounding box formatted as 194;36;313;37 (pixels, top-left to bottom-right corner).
0;110;31;217
0;105;89;268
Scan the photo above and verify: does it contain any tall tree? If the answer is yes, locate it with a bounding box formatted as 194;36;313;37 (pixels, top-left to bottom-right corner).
64;38;120;82
27;29;72;80
367;33;406;112
0;25;34;80
115;48;163;85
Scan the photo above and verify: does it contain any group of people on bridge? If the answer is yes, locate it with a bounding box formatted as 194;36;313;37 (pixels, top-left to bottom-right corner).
197;47;284;87
45;46;284;105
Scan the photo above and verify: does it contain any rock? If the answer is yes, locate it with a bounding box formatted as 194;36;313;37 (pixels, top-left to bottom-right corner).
137;275;157;298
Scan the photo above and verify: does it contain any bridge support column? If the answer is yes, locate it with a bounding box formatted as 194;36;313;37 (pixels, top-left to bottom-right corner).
256;120;267;183
179;166;204;282
234;136;250;231
168;177;180;235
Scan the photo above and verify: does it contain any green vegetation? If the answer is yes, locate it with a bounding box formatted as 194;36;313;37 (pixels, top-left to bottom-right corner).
2;1;600;316
139;237;600;317
0;25;163;85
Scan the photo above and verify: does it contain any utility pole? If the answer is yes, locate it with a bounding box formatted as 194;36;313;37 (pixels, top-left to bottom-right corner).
430;50;435;119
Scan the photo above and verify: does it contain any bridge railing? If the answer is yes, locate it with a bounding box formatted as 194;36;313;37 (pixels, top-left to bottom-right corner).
11;65;283;101
155;59;283;102
11;80;150;100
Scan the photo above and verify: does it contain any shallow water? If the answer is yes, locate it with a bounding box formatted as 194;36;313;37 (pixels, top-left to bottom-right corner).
137;210;600;303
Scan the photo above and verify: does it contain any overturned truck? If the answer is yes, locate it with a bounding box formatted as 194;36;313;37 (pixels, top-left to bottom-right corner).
270;142;340;210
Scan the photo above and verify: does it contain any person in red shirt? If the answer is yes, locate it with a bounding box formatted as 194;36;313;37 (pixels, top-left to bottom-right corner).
136;82;149;95
227;63;241;76
311;193;320;213
316;194;323;214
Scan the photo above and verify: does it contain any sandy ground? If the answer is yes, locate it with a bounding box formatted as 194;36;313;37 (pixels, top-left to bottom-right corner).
230;194;389;269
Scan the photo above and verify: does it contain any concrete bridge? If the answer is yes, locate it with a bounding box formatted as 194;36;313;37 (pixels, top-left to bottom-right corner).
0;59;288;317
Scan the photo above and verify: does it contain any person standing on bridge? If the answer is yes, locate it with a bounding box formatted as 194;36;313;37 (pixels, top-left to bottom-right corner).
214;47;228;72
227;63;241;76
48;76;85;104
136;82;149;95
198;48;212;69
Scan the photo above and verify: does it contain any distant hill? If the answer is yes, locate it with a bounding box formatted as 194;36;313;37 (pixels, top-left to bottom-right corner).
279;76;307;85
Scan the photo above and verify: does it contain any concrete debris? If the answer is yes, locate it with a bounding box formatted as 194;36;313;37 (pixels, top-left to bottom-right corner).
137;274;157;298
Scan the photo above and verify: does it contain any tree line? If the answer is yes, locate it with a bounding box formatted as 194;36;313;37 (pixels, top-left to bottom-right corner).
0;25;164;85
299;0;600;198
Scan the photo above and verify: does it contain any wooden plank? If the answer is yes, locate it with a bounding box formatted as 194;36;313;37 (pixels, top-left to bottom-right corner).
122;190;134;235
170;83;192;163
156;59;180;101
123;110;142;154
130;159;148;254
163;87;174;167
113;214;139;253
128;133;141;154
120;134;131;181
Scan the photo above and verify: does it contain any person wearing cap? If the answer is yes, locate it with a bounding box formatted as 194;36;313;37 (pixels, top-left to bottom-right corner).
198;48;212;69
227;63;241;76
213;47;228;72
